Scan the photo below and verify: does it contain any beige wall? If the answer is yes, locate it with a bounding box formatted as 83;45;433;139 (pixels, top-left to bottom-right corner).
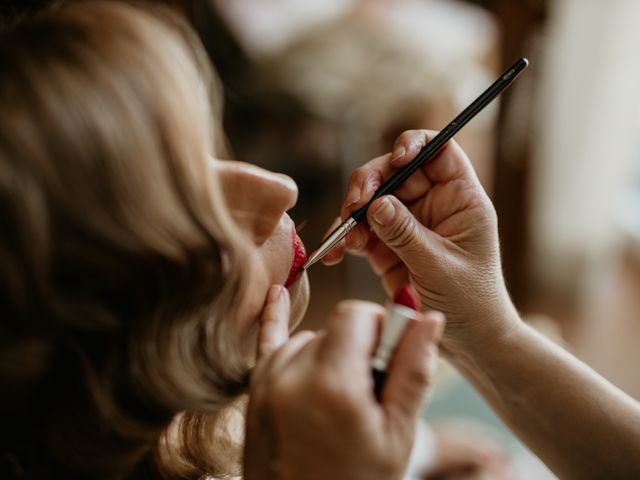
530;0;640;290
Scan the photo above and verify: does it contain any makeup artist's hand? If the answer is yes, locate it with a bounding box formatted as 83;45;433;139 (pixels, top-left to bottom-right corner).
244;285;444;480
322;130;518;355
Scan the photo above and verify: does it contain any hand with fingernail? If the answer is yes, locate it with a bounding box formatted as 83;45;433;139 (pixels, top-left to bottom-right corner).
244;286;444;480
322;129;517;356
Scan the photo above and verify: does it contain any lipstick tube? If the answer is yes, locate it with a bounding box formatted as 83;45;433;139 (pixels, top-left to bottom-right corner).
371;302;419;400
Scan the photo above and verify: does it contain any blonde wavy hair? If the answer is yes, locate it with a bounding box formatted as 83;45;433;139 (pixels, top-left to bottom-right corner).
0;1;254;478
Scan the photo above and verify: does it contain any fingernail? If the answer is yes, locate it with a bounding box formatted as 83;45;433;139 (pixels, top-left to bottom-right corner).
371;197;395;225
345;186;361;208
268;285;283;303
391;146;406;164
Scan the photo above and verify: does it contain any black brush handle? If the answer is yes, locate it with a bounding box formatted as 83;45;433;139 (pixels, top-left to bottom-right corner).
351;57;529;224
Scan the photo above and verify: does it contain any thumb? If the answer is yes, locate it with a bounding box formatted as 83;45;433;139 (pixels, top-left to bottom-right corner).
381;311;445;421
367;195;438;267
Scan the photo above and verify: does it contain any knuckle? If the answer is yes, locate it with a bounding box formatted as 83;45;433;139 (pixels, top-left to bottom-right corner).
332;300;382;319
259;339;277;356
333;299;361;316
351;166;367;183
397;130;415;144
399;129;431;145
384;209;418;249
448;137;461;150
290;329;316;341
416;129;430;146
405;364;432;389
312;373;361;417
422;129;438;141
314;372;342;399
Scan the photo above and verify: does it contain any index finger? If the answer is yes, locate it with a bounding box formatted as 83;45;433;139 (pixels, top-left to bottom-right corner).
391;129;482;193
257;285;291;360
337;131;435;216
340;154;394;221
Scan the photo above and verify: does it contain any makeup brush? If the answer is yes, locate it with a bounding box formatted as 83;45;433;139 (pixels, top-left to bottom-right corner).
302;57;529;271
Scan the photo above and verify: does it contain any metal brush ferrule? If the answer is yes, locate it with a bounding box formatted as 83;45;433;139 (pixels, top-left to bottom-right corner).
302;217;357;270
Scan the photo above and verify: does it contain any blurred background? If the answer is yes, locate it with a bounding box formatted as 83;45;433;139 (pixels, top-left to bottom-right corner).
1;0;638;476
182;0;640;477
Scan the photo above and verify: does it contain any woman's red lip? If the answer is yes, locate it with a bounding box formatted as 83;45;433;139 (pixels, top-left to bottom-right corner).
285;228;307;288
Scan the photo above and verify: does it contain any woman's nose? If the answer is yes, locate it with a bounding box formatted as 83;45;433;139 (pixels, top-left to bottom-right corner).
212;159;298;242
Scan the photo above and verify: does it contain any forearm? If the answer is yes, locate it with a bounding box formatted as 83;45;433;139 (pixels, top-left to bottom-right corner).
448;310;640;479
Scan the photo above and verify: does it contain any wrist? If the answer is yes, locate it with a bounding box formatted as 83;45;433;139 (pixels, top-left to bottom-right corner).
443;295;524;368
